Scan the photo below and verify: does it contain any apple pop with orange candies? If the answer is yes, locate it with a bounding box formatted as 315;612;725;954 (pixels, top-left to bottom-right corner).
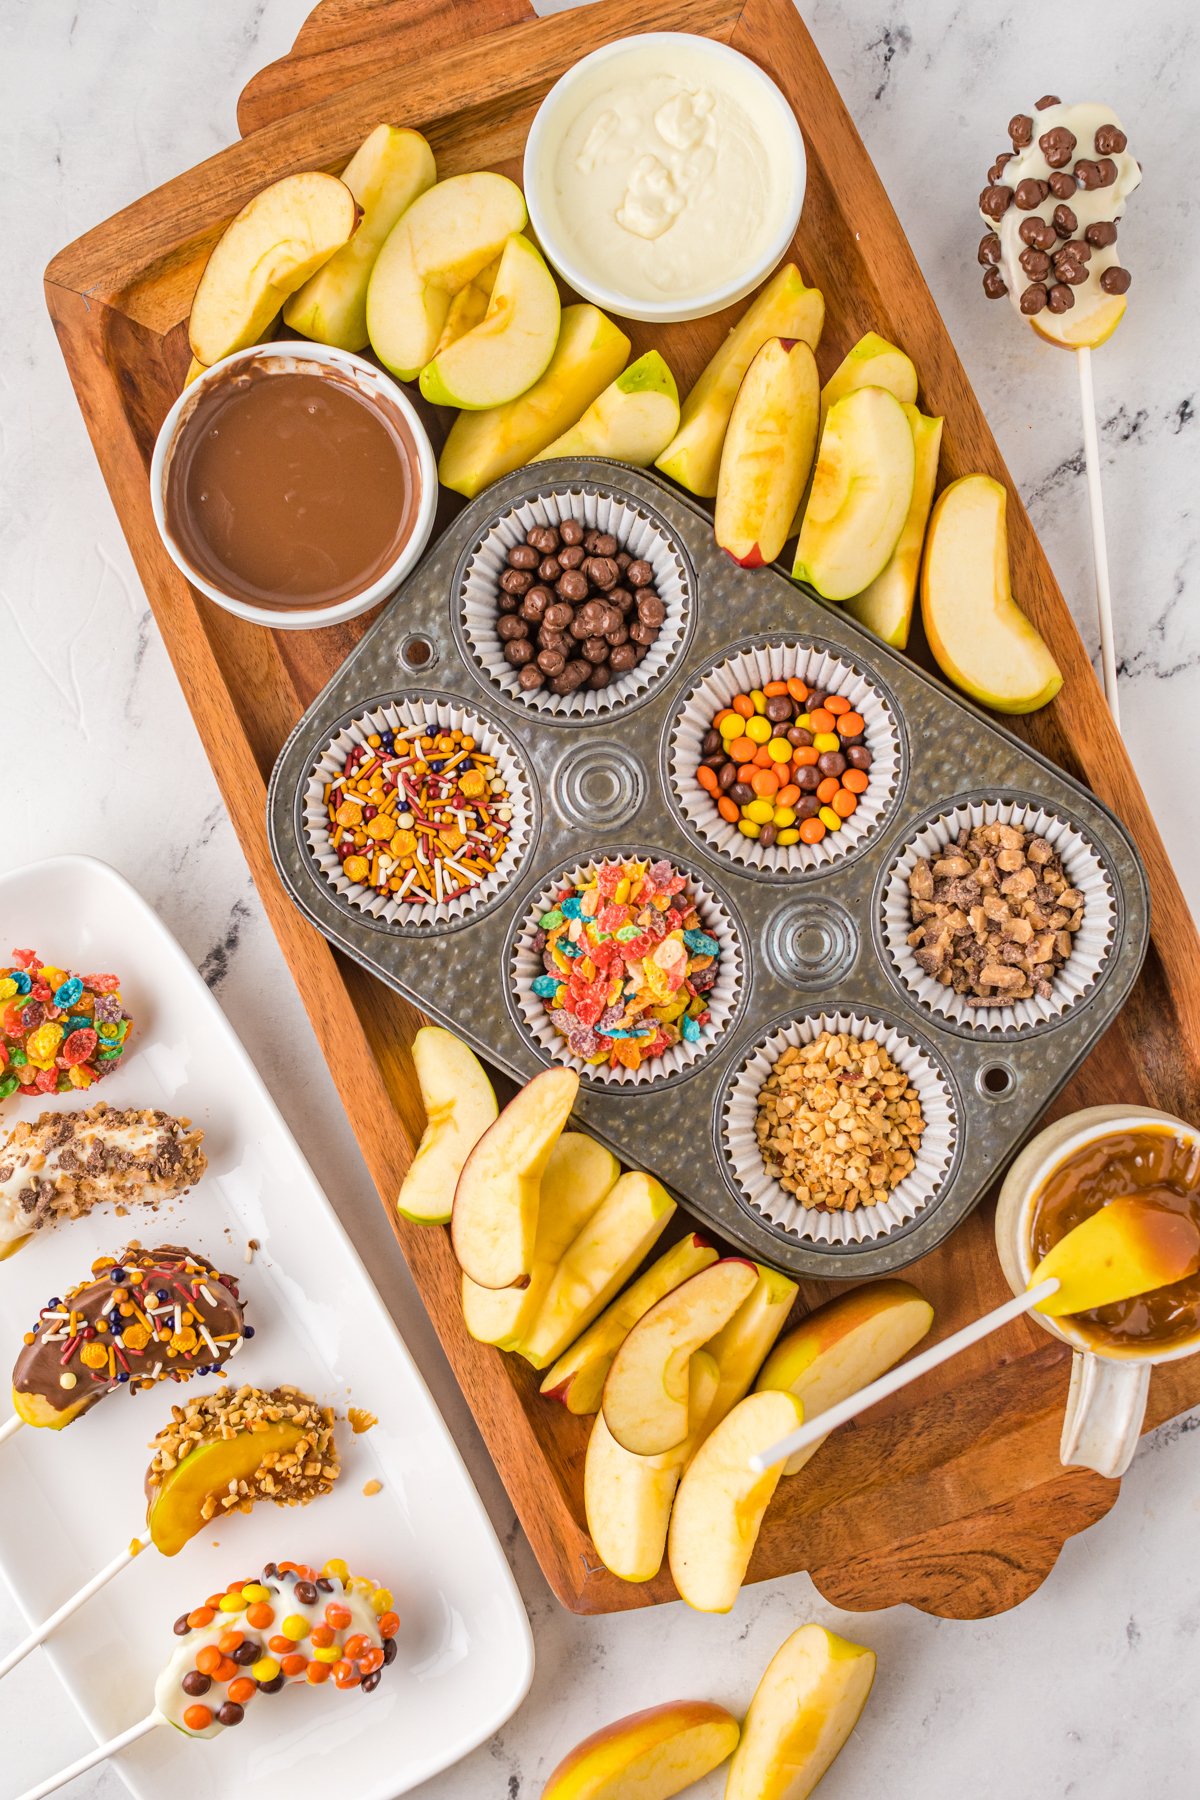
978;96;1141;720
14;1561;400;1800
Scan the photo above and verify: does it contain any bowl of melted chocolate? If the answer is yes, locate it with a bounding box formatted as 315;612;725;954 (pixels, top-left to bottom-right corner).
151;344;438;629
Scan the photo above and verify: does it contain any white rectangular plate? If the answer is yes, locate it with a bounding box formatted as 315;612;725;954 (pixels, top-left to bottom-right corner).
0;854;532;1798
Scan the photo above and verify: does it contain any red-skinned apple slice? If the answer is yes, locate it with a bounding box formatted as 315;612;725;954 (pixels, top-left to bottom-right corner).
541;1233;719;1414
724;1622;876;1800
756;1279;933;1474
601;1259;758;1457
542;1698;740;1800
714;337;819;567
667;1388;803;1612
450;1067;577;1289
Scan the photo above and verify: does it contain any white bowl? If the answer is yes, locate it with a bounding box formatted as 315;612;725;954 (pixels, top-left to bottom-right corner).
150;341;438;631
523;32;807;324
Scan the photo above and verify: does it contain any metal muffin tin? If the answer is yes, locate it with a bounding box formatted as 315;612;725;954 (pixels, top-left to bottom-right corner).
267;459;1150;1278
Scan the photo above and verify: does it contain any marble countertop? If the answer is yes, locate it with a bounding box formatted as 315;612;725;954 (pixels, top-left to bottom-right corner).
4;0;1199;1794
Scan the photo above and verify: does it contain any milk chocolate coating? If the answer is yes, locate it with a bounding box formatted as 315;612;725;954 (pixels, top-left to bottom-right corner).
13;1244;245;1422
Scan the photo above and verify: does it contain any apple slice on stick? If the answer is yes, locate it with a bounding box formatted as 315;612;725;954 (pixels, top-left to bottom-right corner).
585;1350;720;1583
542;1697;740;1800
517;1171;677;1368
602;1259;759;1456
792;386;915;600
668;1389;804;1612
725;1623;876;1800
189;171;360;366
921;474;1062;714
714;337;820;568
542;1233;719;1413
461;1131;618;1348
450;1067;577;1289
757;1279;933;1474
753;1197;1200;1474
396;1026;497;1225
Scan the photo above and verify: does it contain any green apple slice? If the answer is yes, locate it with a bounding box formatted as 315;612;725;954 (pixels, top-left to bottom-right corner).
845;407;943;647
283;125;436;352
533;351;680;466
418;233;560;409
366;170;527;380
439;303;630;498
792;386;915;600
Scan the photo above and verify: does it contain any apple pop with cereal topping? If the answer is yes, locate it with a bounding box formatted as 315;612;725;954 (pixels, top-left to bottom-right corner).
978;98;1141;719
0;950;132;1102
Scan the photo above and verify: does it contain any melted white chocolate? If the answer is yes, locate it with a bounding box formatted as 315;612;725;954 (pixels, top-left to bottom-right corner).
985;102;1140;332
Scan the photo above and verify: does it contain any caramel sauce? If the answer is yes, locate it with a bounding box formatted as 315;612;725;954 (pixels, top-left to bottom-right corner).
165;358;421;611
1030;1127;1200;1352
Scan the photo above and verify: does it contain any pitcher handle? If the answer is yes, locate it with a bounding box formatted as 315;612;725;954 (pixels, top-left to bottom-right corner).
1060;1350;1150;1478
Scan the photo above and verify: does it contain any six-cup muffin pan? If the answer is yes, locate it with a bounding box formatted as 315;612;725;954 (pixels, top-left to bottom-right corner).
267;459;1149;1278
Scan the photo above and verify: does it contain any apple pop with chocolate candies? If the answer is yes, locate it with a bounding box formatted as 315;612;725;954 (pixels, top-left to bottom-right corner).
978;97;1141;720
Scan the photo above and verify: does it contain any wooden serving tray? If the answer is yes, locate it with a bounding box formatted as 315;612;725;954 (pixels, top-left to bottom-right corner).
46;0;1200;1617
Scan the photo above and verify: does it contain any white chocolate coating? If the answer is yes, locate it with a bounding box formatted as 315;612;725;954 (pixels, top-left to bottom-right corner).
986;102;1140;332
155;1567;384;1738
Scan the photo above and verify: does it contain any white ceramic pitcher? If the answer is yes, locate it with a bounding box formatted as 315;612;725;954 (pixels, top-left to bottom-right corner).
995;1105;1200;1479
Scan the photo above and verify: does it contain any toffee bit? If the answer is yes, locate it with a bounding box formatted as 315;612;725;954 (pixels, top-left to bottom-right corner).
347;1407;377;1435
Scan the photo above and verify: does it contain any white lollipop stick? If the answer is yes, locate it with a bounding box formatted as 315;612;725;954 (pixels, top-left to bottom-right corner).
14;1709;163;1800
0;1533;150;1679
1076;344;1121;725
0;1414;25;1446
751;1277;1060;1471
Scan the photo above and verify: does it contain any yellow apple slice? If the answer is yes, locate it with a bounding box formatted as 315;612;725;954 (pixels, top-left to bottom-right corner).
667;1389;804;1612
418;232;561;409
845;407;943;648
147;1422;306;1556
715;337;819;568
188;171;359;366
792;386;915;600
705;1263;799;1431
282;125;436;352
541;1233;719;1413
656;264;825;497
439;303;630;498
461;1132;618;1348
602;1259;759;1456
820;330;918;424
543;1696;740;1800
517;1171;676;1369
450;1067;577;1289
395;1026;497;1225
584;1350;719;1583
1032;1194;1200;1317
921;473;1063;714
725;1622;877;1800
184;356;208;388
1030;292;1127;350
534;351;680;467
366;171;527;380
756;1279;934;1473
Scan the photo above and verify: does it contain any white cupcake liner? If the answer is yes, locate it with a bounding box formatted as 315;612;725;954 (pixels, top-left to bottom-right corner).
510;851;745;1088
667;640;902;874
303;696;534;930
881;798;1116;1034
721;1011;958;1246
459;485;691;717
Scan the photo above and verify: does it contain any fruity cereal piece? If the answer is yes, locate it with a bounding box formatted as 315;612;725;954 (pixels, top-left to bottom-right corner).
0;952;132;1104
